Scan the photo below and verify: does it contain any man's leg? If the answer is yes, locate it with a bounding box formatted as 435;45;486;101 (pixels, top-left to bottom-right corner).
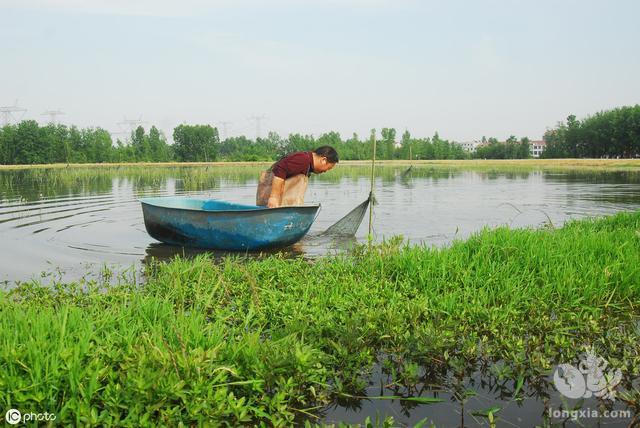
281;174;309;206
256;170;273;206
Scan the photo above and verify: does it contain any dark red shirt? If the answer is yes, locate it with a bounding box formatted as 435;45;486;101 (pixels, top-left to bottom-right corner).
270;151;315;180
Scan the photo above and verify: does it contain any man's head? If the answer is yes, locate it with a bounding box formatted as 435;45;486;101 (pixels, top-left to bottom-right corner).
312;146;339;173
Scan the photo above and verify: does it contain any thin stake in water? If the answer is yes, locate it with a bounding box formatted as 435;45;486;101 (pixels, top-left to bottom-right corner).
368;131;377;242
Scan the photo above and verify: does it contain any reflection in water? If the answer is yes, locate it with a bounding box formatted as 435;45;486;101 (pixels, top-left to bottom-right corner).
1;165;640;285
320;356;636;427
141;241;306;264
142;233;358;266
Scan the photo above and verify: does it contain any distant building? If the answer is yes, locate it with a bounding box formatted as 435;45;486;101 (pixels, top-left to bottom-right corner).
456;140;482;153
529;140;546;158
455;139;546;157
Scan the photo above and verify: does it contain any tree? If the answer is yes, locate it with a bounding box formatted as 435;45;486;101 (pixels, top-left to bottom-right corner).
130;126;149;161
519;137;531;158
281;134;315;158
46;124;72;163
432;132;448;159
13;121;42;164
85;128;113;163
380;128;397;159
68;126;87;163
148;126;171;161
0;125;16;164
173;124;219;162
541;105;640;158
399;130;414;160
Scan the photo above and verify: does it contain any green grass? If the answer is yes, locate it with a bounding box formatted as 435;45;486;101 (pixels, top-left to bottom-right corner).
1;211;640;426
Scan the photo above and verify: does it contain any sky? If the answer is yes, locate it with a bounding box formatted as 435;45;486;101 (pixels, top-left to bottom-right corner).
1;0;639;142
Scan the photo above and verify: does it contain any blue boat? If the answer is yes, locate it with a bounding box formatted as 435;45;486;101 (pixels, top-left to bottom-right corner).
140;197;320;251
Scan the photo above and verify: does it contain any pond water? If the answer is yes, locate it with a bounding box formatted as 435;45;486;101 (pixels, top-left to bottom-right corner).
1;165;640;285
319;360;637;427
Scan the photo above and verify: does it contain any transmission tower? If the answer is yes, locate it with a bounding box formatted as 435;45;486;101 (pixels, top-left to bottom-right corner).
218;121;232;140
42;109;65;124
0;100;27;126
248;115;267;139
109;130;129;142
118;116;147;131
117;116;147;142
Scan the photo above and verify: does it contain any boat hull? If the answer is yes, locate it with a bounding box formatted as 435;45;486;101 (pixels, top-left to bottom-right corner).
140;197;320;251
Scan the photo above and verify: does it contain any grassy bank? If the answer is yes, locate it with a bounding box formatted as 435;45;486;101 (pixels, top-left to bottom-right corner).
1;212;640;426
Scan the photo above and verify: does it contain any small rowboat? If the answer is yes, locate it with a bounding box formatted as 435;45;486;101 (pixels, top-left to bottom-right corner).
140;197;320;251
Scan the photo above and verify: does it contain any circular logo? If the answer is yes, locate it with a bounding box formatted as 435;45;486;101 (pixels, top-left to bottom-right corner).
553;364;586;399
5;409;21;425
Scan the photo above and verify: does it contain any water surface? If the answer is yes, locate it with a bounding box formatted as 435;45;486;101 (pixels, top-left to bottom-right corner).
1;165;640;284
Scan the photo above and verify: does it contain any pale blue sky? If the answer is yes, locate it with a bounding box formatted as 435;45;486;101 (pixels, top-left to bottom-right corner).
1;0;639;142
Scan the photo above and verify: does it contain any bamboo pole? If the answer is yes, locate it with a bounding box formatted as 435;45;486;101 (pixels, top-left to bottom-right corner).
368;133;377;241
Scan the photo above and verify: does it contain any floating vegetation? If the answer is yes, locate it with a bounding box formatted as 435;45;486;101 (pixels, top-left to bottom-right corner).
0;210;639;425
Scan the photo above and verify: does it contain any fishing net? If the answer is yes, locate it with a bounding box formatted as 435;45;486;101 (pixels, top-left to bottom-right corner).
321;193;373;236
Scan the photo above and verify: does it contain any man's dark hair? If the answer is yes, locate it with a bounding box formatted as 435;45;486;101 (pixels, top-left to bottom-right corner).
313;146;339;163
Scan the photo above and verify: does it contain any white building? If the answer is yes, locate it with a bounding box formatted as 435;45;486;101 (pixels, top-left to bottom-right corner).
529;140;546;158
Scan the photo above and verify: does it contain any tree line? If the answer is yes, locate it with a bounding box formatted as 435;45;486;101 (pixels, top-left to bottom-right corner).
474;136;531;159
542;105;640;158
0;121;171;164
0;122;474;164
0;122;539;164
1;105;637;165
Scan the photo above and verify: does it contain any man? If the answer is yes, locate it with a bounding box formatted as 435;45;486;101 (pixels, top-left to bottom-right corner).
256;146;339;208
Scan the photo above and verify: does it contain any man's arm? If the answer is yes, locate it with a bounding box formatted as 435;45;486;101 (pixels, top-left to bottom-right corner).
267;176;285;208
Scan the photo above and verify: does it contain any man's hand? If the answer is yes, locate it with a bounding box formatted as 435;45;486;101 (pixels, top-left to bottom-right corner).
267;176;285;208
267;197;280;208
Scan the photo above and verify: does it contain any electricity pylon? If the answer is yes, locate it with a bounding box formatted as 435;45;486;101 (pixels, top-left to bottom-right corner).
0;100;27;126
